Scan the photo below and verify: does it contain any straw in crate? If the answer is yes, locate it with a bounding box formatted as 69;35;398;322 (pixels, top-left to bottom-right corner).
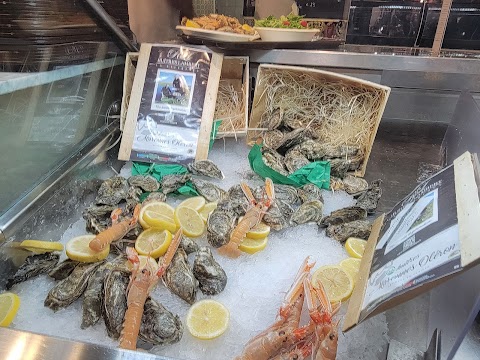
214;57;249;139
248;65;391;177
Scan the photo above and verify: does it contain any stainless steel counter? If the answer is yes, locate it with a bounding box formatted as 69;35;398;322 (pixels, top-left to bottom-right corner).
1;48;480;360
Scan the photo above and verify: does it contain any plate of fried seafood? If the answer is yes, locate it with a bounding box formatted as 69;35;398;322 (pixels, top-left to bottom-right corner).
177;14;259;42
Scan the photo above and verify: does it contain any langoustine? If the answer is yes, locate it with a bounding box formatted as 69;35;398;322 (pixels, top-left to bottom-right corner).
119;228;182;350
218;178;275;258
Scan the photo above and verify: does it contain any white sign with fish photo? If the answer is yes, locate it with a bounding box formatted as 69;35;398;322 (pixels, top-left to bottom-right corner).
151;69;196;114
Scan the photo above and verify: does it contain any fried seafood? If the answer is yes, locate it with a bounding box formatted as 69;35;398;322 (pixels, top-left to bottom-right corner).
182;14;255;35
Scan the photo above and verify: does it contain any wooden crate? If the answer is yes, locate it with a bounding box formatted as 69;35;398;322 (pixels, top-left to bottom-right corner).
215;56;249;138
248;64;391;177
120;52;138;131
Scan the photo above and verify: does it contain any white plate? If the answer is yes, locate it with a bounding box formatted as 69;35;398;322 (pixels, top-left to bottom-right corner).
176;26;260;42
254;27;319;42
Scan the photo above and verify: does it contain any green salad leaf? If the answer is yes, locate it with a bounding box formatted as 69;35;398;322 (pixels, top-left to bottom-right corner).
255;13;308;29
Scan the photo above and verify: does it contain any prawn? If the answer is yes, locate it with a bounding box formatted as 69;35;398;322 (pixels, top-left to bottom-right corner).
235;258;315;360
89;204;140;252
119;228;182;350
218;178;274;258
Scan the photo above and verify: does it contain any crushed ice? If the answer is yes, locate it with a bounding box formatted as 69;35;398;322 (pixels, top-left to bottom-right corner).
9;140;389;359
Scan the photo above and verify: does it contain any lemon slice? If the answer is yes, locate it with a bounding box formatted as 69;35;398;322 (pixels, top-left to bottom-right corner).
66;235;110;263
186;300;229;340
174;207;205;237
126;255;158;272
312;265;354;303
178;196;206;212
339;258;362;283
199;202;217;223
139;202;175;229
142;211;177;233
345;237;368;259
19;240;63;253
246;222;270;239
135;229;172;259
0;293;20;327
239;237;269;254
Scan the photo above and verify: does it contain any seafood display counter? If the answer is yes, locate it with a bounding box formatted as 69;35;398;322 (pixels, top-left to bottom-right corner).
1;47;480;360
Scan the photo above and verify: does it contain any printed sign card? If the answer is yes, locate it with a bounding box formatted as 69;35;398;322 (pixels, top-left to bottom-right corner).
119;44;223;164
344;151;480;331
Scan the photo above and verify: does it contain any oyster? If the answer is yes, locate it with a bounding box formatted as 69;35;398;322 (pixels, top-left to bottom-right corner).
81;263;111;329
48;259;79;281
207;209;236;247
297;141;360;161
180;236;200;255
298;183;323;203
263;130;285;150
187;160;224;180
259;108;283;130
254;184;299;205
343;175;368;195
139;297;183;346
330;158;351;179
161;174;191;195
95;176;129;205
291;200;324;225
191;178;226;202
284;148;310;173
193;247;227;295
355;179;382;214
110;239;136;255
82;205;114;234
325;220;372;243
277;128;313;155
45;262;102;311
262;149;288;176
128;175;160;192
103;269;129;339
7;252;59;289
263;199;293;231
126;186;142;203
144;192;167;203
319;206;367;227
163;249;198;304
323;145;359;159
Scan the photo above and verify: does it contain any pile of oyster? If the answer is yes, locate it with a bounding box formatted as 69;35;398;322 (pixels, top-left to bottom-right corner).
320;179;383;242
260;109;364;179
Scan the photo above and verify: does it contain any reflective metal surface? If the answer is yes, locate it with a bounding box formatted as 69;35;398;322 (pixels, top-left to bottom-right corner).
0;327;173;360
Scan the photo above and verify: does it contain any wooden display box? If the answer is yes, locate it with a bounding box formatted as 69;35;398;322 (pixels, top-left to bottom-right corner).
215;56;249;138
120;52;138;131
248;64;391;177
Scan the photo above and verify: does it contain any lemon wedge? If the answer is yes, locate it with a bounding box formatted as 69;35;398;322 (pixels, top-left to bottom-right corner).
0;293;20;327
178;196;206;212
339;258;362;284
19;240;63;253
345;237;368;259
312;265;354;303
186;300;229;340
239;237;269;254
186;19;201;28
135;229;172;259
66;235;110;263
139;201;175;229
174;207;205;237
246;222;270;239
199;202;217;223
142;211;177;233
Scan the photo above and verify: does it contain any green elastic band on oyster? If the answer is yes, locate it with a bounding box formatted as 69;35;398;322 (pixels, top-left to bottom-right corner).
248;143;331;190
